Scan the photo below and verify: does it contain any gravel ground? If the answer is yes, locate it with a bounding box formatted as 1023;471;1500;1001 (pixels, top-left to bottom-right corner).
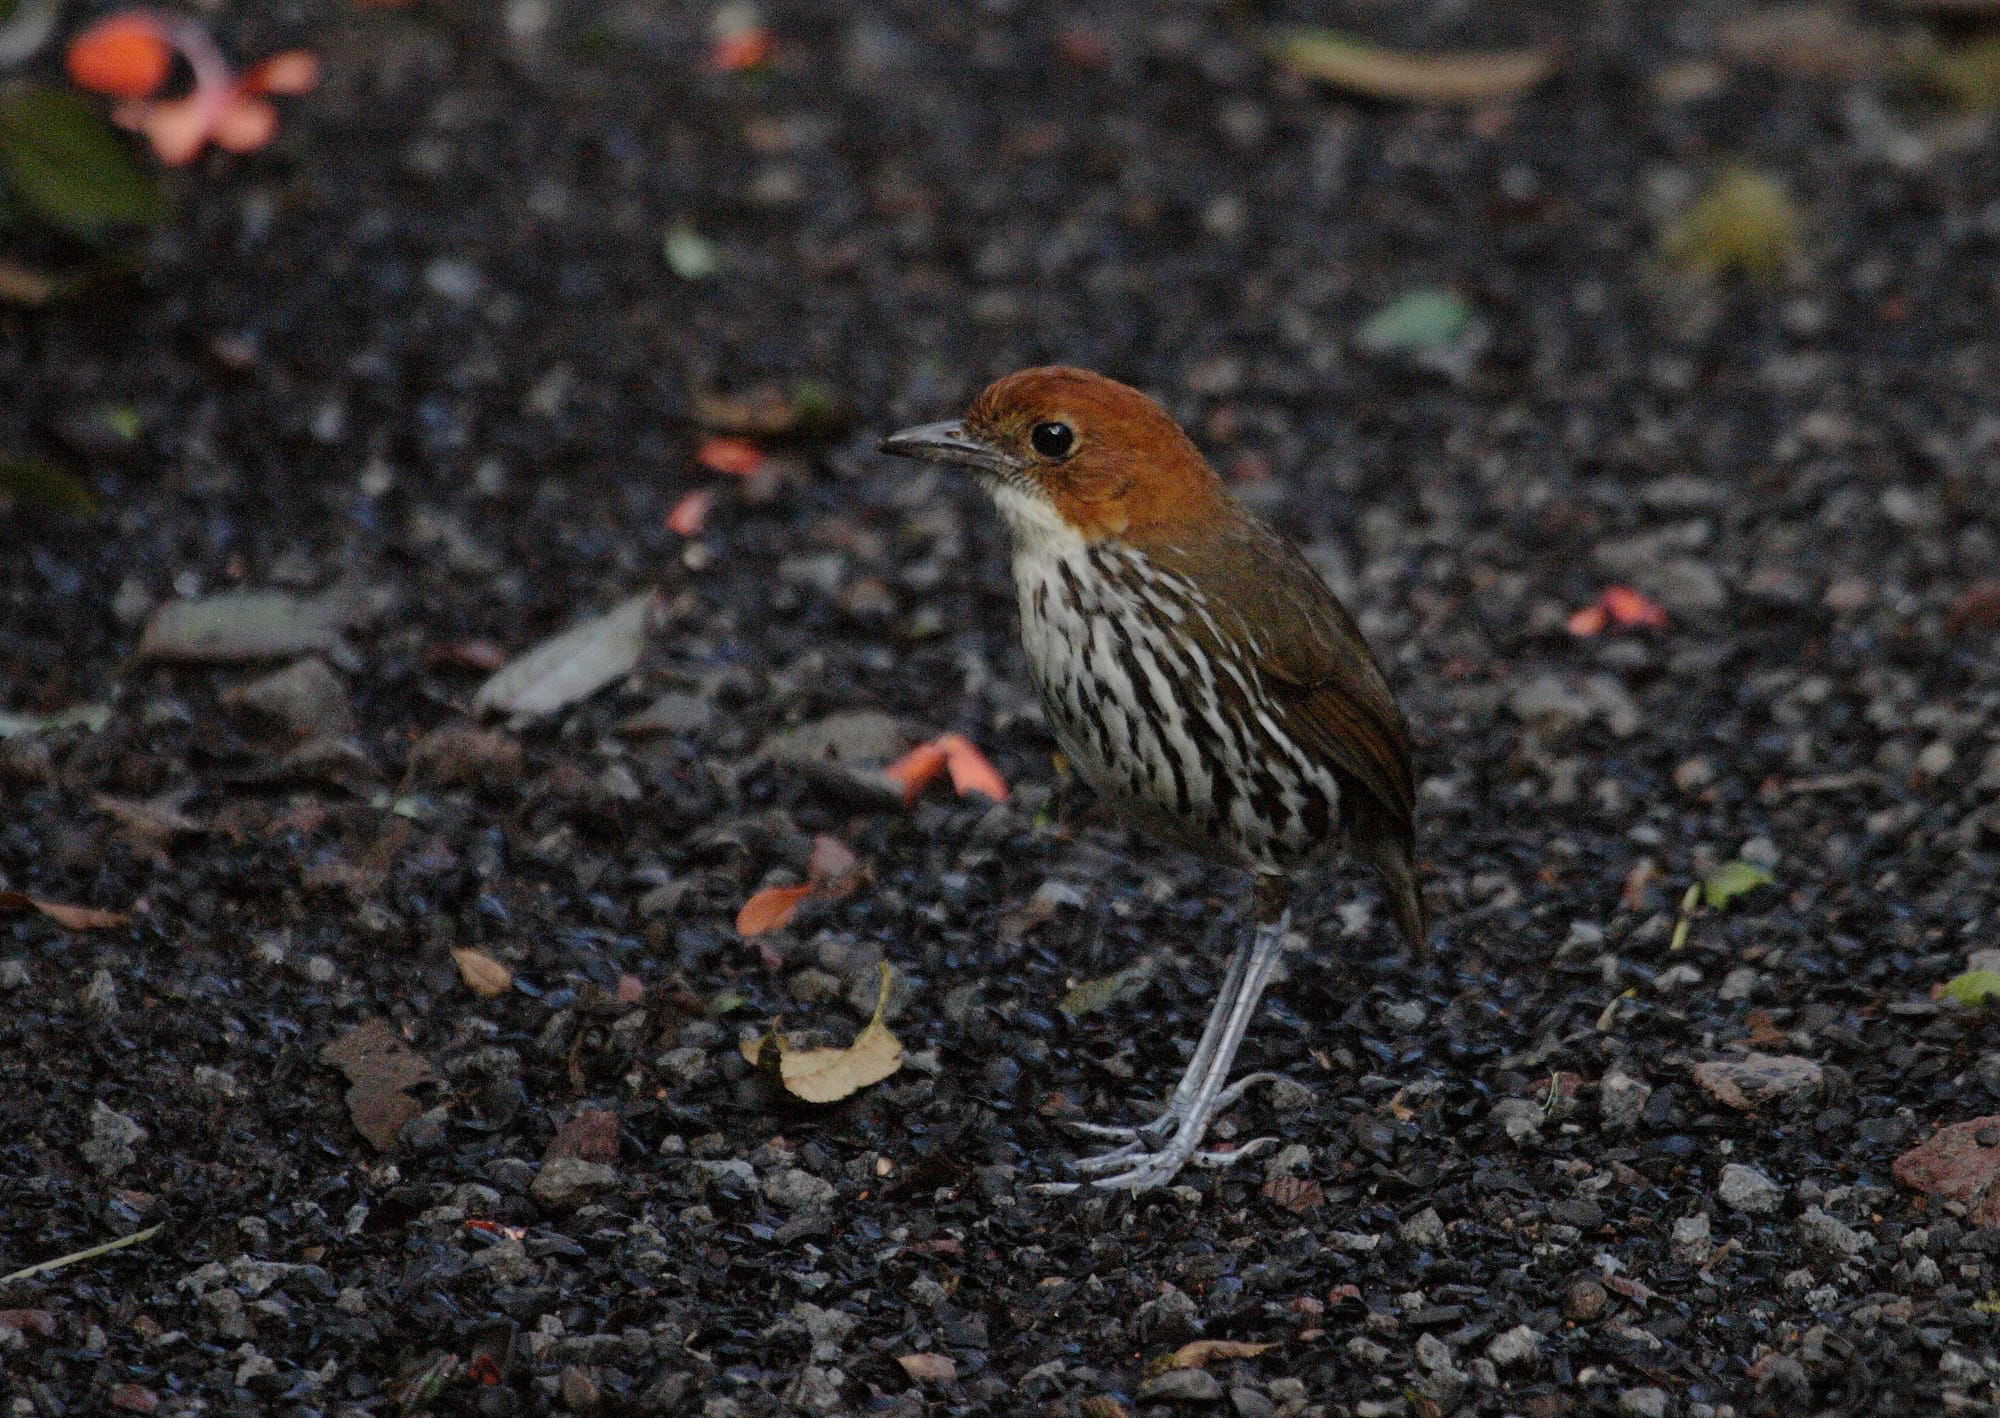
5;2;2000;1414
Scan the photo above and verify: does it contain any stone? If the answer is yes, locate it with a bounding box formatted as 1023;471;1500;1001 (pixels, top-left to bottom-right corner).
81;1101;146;1176
1892;1115;2000;1227
1796;1207;1870;1260
1563;1278;1609;1322
1138;1369;1223;1403
1672;1213;1712;1264
1399;1207;1447;1249
1619;1386;1669;1417
763;1167;836;1212
1691;1053;1823;1111
1718;1162;1785;1215
1600;1070;1652;1131
1486;1325;1539;1368
530;1158;618;1209
1491;1097;1543;1144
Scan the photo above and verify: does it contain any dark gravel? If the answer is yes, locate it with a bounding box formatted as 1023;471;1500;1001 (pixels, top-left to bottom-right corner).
6;2;2000;1415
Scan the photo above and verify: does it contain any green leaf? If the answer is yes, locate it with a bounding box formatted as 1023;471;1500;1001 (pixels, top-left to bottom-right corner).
1701;860;1775;911
0;454;94;512
0;88;164;238
663;222;718;280
1940;972;2000;1007
1355;289;1472;356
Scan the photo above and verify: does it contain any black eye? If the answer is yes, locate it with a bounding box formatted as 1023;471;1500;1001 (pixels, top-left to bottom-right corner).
1030;421;1074;459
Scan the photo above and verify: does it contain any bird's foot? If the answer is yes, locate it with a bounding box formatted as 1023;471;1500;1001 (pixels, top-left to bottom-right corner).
1036;1072;1297;1193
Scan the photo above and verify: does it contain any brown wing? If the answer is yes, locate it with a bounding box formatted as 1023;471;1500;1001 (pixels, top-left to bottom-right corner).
1154;514;1426;946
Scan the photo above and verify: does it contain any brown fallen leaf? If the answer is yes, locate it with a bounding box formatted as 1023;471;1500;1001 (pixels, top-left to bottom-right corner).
472;590;660;719
740;961;904;1103
93;792;200;860
0;260;56;306
406;724;523;786
0;890;129;931
138;584;363;663
1162;1339;1278;1371
1271;28;1556;105
895;1352;957;1384
450;946;512;998
737;882;814;937
1260;1174;1324;1213
1718;5;1887;80
318;1018;437;1151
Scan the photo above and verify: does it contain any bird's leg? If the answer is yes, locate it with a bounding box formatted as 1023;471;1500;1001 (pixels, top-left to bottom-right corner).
1065;910;1293;1192
1066;932;1257;1147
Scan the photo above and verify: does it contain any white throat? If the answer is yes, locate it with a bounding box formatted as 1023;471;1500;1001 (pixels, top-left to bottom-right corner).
985;479;1086;563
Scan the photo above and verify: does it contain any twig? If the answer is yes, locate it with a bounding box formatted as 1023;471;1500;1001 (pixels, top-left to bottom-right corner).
0;1222;163;1285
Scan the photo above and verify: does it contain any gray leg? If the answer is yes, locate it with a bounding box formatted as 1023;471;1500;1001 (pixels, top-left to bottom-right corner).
1067;934;1256;1144
1049;911;1295;1193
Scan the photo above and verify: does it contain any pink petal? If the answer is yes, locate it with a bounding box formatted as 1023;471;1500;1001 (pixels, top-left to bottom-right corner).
242;51;320;96
133;96;218;165
212;96;278;154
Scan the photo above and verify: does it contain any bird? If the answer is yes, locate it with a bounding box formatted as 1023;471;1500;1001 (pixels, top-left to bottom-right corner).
881;366;1424;1192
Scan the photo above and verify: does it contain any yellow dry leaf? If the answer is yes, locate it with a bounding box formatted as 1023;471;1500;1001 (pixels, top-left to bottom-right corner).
1162;1339;1277;1372
1663;168;1802;280
450;946;512;998
1270;28;1555;105
740;962;904;1103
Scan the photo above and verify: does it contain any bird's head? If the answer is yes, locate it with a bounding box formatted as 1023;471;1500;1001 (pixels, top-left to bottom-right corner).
881;366;1224;548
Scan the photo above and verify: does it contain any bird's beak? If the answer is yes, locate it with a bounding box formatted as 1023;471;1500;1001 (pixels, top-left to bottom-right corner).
879;420;1012;475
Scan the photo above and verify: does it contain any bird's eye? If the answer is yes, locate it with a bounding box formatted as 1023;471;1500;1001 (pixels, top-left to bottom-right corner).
1030;421;1075;459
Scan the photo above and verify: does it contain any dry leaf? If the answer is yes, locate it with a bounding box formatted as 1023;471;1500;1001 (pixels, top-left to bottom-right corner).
138;585;362;663
1718;5;1887;80
741;961;904;1103
93;792;200;859
1164;1339;1277;1371
318;1018;437;1151
937;733;1009;801
694;436;765;477
450;946;512;998
0;890;129;930
1272;28;1556;104
737;883;813;937
1663;168;1801;280
884;740;949;802
895;1353;957;1384
1260;1173;1324;1213
1060;959;1155;1017
472;591;659;719
667;488;713;537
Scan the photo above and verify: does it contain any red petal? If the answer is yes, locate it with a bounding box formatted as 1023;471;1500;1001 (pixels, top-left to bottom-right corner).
212;96;278;154
709;30;773;72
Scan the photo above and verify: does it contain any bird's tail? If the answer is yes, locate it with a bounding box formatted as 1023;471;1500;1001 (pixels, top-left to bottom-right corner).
1357;832;1429;962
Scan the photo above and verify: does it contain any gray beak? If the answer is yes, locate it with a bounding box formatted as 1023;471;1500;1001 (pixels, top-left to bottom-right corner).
879;420;1012;475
